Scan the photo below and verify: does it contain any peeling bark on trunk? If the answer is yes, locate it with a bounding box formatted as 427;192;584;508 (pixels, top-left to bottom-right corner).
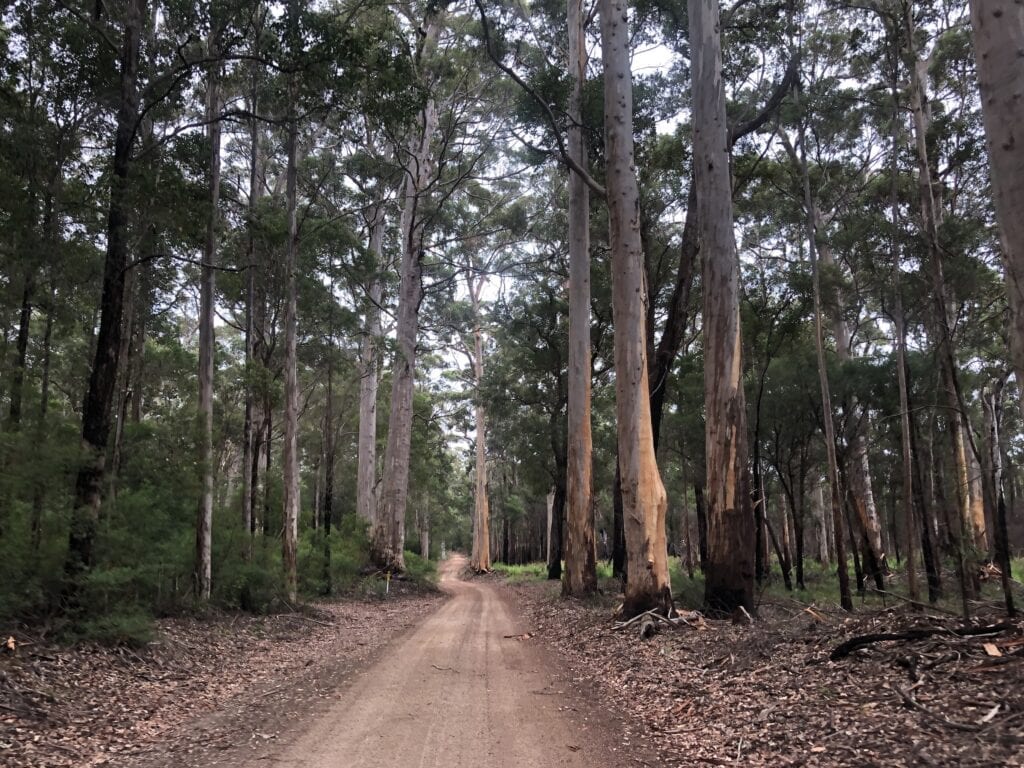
690;0;754;616
64;0;146;586
195;49;221;602
563;0;596;597
969;1;1024;415
602;0;671;617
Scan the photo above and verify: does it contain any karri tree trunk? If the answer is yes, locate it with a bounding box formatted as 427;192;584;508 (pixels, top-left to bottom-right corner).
563;0;596;597
904;6;977;614
241;43;264;554
601;0;671;617
689;0;755;615
357;203;384;527
281;76;300;603
802;184;852;612
784;126;852;611
468;269;491;573
195;49;221;602
969;1;1024;416
64;0;146;586
372;6;444;572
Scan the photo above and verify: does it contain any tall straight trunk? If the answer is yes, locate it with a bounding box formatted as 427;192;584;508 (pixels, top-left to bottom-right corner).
546;487;555;566
969;2;1024;412
547;406;567;579
909;395;943;601
814;480;829;564
357;205;384;526
108;260;138;501
904;10;976;607
602;0;671;617
30;283;55;552
886;40;919;602
984;382;1016;615
281;77;300;603
195;51;221;602
894;296;921;602
812;214;887;574
323;346;334;534
547;452;567;581
64;0;146;584
563;0;596;597
693;479;708;573
690;0;754;615
966;426;990;553
372;6;444;572
250;412;264;536
241;79;262;553
612;460;626;576
419;496;430;558
793;129;852;611
466;268;490;572
8;268;35;430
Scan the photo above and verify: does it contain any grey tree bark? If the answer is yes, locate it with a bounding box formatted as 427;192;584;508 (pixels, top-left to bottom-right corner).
372;5;444;572
969;1;1024;417
357;203;384;526
689;0;755;615
563;0;597;597
789;126;853;612
195;43;221;602
467;269;491;572
64;0;147;586
281;74;300;603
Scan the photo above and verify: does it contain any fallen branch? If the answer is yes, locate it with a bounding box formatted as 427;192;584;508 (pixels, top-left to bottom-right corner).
830;623;1014;660
867;588;959;617
613;609;704;631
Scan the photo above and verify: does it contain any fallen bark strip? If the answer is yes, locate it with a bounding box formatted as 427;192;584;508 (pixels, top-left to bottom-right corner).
892;684;981;732
830;623;1015;660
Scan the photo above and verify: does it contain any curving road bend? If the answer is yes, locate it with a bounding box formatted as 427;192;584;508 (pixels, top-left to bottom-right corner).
262;554;618;768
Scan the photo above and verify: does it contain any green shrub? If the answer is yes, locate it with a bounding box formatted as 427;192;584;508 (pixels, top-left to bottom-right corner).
490;561;547;582
402;550;437;586
73;609;154;647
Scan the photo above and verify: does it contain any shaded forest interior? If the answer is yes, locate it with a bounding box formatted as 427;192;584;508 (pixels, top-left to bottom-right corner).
2;0;1024;656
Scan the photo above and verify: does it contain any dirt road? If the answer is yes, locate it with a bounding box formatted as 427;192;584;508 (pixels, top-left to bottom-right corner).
258;554;623;768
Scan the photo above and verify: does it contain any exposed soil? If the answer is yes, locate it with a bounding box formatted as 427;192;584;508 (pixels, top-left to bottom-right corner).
509;578;1024;767
4;558;648;768
194;554;645;768
1;587;442;768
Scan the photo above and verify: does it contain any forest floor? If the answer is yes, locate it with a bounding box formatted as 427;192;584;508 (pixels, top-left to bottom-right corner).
506;573;1024;767
2;555;647;768
0;581;442;768
9;558;1023;768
